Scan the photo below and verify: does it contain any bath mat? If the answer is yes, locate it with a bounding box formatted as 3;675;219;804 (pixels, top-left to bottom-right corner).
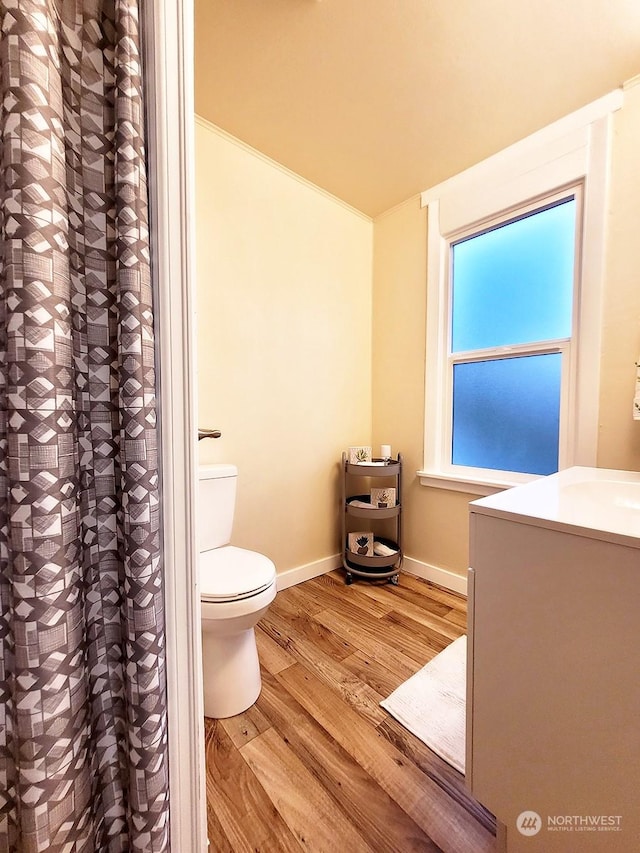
380;635;467;774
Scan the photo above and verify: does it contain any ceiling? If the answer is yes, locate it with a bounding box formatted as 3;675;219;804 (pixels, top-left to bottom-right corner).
194;0;640;218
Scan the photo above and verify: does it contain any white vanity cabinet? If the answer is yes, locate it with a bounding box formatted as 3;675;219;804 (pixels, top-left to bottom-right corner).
467;467;640;853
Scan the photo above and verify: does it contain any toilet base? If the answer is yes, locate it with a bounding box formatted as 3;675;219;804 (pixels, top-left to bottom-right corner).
202;626;262;718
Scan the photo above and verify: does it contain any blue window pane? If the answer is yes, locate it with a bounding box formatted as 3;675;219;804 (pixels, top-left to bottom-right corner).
452;354;561;475
451;199;575;352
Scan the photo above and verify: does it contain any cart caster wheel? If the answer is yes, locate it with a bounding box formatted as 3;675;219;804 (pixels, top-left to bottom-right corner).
389;574;399;585
345;573;354;585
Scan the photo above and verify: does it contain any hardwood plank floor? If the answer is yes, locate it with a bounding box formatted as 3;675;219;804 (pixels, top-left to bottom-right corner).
205;570;496;853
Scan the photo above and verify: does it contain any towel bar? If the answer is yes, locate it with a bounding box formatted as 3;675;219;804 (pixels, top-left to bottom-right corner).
198;429;222;440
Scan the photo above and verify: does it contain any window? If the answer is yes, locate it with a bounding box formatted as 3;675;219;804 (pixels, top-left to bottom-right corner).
419;91;622;494
450;195;577;477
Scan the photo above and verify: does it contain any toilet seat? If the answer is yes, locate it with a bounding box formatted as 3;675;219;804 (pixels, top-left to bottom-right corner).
200;545;276;603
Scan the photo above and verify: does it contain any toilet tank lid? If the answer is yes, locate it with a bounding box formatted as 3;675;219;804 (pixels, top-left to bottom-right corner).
199;464;237;479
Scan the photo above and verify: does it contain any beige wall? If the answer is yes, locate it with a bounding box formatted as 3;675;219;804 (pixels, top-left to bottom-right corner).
598;81;640;470
372;198;477;578
195;83;640;584
195;118;373;575
372;83;640;578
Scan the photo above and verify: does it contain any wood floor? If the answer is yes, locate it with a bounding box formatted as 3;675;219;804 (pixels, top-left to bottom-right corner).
205;570;496;853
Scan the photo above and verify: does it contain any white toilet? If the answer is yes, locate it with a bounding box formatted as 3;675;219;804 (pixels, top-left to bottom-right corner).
199;464;277;718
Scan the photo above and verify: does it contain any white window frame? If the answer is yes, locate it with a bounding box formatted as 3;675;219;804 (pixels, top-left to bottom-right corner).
419;91;623;495
446;188;581;484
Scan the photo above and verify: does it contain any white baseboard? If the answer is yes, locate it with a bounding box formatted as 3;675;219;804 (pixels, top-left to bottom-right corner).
276;552;467;597
276;554;342;591
402;556;468;596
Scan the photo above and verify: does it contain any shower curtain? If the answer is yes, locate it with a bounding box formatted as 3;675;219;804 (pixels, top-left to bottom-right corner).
0;1;170;850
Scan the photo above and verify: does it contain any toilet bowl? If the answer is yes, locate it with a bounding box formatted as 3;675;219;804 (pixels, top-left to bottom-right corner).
199;465;277;718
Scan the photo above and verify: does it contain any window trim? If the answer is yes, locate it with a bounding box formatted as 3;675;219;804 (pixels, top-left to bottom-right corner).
419;90;622;495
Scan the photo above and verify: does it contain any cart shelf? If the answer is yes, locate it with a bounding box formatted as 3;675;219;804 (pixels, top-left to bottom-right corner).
341;452;403;585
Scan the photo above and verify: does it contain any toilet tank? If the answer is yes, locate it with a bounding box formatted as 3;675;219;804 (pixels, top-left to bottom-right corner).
198;464;238;551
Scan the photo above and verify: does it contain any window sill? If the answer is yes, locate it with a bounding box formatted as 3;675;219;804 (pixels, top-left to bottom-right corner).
417;469;539;496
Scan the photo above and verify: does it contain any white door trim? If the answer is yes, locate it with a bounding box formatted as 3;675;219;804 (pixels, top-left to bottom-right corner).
142;1;206;850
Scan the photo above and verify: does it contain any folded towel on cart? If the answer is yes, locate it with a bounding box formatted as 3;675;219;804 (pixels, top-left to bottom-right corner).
373;541;397;557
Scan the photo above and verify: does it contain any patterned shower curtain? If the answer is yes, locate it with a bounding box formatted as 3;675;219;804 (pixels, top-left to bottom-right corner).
0;1;170;851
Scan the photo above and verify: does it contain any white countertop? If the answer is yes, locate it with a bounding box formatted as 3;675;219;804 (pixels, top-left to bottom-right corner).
470;466;640;547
